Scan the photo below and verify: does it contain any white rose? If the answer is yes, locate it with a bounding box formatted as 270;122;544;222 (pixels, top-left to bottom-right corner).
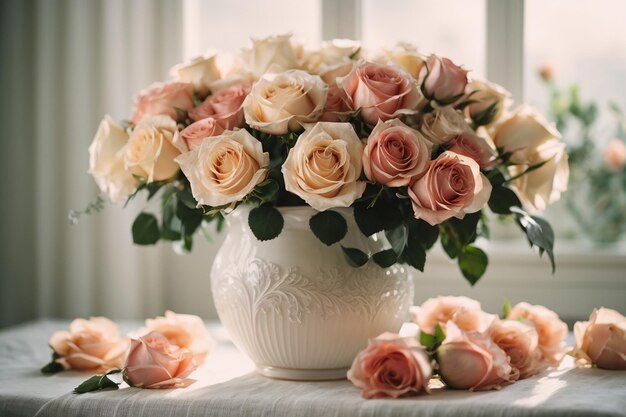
302;39;360;73
243;70;328;135
124;116;181;183
170;54;221;92
175;129;269;207
282;122;365;211
88;116;138;203
510;139;569;211
419;106;471;145
492;105;561;164
378;42;427;80
466;79;512;125
242;34;300;79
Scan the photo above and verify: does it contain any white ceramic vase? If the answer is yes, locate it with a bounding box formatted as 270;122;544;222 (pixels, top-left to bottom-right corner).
210;206;413;381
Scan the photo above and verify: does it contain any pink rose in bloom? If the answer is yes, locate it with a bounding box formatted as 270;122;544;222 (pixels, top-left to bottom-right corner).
319;85;353;122
363;119;432;187
124;332;197;389
131;82;195;125
419;106;471;145
438;321;519;391
603;139;626;171
408;151;492;226
420;55;468;103
447;132;497;170
340;61;423;125
507;302;568;365
573;308;626;370
347;332;432;399
188;83;251;130
48;317;129;372
488;319;545;379
176;118;225;152
410;296;495;335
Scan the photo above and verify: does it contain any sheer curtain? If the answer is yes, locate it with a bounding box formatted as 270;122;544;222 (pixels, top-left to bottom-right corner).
0;0;220;328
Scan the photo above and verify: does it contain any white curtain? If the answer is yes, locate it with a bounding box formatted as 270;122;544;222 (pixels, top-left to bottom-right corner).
0;0;221;328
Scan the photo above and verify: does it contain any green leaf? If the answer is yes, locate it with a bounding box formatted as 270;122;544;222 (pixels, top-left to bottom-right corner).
132;213;160;245
407;218;439;250
448;212;481;246
41;356;64;374
73;373;120;394
458;245;488;285
511;207;556;273
309;210;348;246
472;101;499;126
372;249;397;268
252;180;280;204
353;197;402;236
178;186;198;209
402;240;426;271
385;225;408;255
248;204;284;241
440;230;459;259
419;331;435;348
434;324;446;344
177;201;203;237
488;185;522;215
502;297;512;319
341;246;369;267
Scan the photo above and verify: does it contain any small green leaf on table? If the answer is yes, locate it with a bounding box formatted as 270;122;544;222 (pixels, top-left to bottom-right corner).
73;369;121;394
248;204;284;241
341;246;369;267
309;210;348;246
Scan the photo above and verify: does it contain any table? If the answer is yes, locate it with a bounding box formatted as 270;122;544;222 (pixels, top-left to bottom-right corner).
1;320;625;417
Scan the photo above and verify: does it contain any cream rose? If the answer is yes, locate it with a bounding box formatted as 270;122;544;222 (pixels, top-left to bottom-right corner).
347;332;432;399
175;129;269;207
573;308;626;370
170;54;221;92
488;319;544;379
363;119;432;187
410;296;495;335
48;317;129;372
176;118;225;152
124;116;181;182
130;82;195;125
419;106;471;145
379;42;427;80
603;139;626;171
243;70;328;135
447;132;497;170
340;61;423;125
302;39;360;74
420;55;468;103
282;122;365;211
242;34;300;79
188;83;251;129
438;321;519;391
124;332;197;389
509;139;569;211
320;61;356;87
465;79;512;125
408;151;492;226
88;115;138;203
507;302;568;365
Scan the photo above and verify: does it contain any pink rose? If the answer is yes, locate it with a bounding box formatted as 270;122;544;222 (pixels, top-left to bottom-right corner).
573;308;626;370
420;55;468;103
408;151;492;226
131;82;195;125
410;296;495;335
188;83;251;130
340;61;423;125
447;132;497;169
603;139;626;171
438;321;519;391
347;332;432;399
319;85;353;122
507;302;568;365
488;319;545;379
124;332;197;389
176;118;225;152
48;317;129;372
363;119;432;187
419;106;471;145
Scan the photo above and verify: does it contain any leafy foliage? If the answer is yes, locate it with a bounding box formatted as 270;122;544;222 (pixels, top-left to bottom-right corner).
73;369;121;394
309;210;348;246
341;246;369;267
248;204;284;241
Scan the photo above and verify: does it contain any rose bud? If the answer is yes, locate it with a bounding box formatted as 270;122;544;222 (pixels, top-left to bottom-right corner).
410;296;495;335
603;139;626;171
176;118;225;152
573;307;626;370
488;319;545;379
420;55;468;104
130;81;194;125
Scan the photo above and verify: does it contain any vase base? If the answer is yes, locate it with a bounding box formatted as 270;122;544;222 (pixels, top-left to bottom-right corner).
256;365;349;381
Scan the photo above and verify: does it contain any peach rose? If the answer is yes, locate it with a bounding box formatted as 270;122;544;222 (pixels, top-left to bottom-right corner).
379;42;427;81
170;54;221;93
507;302;568;365
319;60;356;87
603;139;626;171
509;139;569;211
465;79;512;125
124;116;181;183
242;34;300;79
340;61;423;125
419;106;471;145
123;332;197;389
438;321;519;391
302;39;360;74
447;132;497;170
130;82;195;125
175;129;269;207
488;319;544;379
176;118;225;152
88;115;138;203
319;85;353;122
243;70;328;135
573;308;626;370
408;151;492;226
347;332;432;399
363;119;432;187
48;317;129;372
410;296;495;335
188;83;251;129
420;55;468;104
282;122;365;211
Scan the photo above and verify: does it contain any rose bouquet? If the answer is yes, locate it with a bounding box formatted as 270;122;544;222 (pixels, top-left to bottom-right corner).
86;34;568;284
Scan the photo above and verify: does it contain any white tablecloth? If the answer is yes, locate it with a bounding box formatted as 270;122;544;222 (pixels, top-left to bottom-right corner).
1;320;625;417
